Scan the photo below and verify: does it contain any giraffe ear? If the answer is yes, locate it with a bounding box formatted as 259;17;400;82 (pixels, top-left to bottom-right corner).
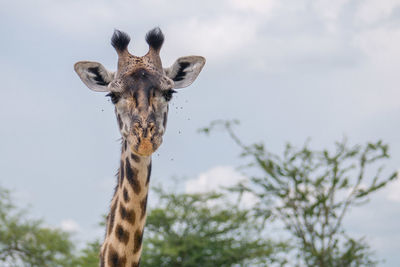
164;56;206;89
74;61;115;92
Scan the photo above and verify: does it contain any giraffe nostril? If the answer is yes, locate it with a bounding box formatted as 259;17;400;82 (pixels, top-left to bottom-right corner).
133;122;140;133
149;124;155;134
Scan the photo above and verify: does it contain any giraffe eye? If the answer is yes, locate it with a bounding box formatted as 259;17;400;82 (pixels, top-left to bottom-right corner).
106;92;121;104
162;89;176;101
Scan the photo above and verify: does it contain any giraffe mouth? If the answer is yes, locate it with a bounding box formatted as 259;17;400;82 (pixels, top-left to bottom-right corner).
130;136;162;156
136;139;154;156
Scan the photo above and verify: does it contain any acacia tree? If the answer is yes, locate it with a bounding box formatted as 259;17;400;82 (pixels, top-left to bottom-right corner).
200;120;398;267
141;187;287;267
0;184;107;267
0;187;75;267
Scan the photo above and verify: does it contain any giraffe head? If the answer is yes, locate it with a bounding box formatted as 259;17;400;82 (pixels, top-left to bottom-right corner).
74;28;205;156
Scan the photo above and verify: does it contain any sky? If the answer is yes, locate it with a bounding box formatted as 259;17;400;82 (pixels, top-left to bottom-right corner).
0;0;399;265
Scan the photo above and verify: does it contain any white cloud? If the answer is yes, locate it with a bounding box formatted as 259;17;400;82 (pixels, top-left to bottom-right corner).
185;166;258;208
355;0;400;25
3;0;115;36
310;0;350;33
60;219;81;233
353;26;400;65
185;165;246;193
240;191;259;208
5;0;400;73
312;0;349;21
166;15;259;62
350;26;400;113
228;0;279;14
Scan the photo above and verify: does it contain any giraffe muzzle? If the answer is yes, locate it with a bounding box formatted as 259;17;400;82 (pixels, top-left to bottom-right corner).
128;131;162;157
136;138;159;156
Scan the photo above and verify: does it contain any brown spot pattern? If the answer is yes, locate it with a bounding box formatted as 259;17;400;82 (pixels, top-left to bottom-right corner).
119;160;125;187
125;158;141;194
117;114;123;130
123;187;130;202
140;195;148;220
108;244;127;267
119;203;136;225
115;224;130;244
146;162;152;186
131;153;140;163
108;197;118;236
133;229;143;254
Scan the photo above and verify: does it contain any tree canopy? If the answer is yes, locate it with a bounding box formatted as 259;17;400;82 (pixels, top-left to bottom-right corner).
141;187;286;267
0;187;75;267
200;120;398;266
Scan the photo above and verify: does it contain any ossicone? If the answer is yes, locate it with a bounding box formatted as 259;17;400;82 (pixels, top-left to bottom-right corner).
145;27;164;52
111;29;131;53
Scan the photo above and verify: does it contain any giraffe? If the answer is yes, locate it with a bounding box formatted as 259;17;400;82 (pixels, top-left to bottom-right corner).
74;27;205;267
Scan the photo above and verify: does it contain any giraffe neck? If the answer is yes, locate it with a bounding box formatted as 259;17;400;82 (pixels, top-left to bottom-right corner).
100;140;152;267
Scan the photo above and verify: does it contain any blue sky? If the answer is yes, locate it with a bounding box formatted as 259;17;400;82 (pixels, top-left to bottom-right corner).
0;0;399;265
